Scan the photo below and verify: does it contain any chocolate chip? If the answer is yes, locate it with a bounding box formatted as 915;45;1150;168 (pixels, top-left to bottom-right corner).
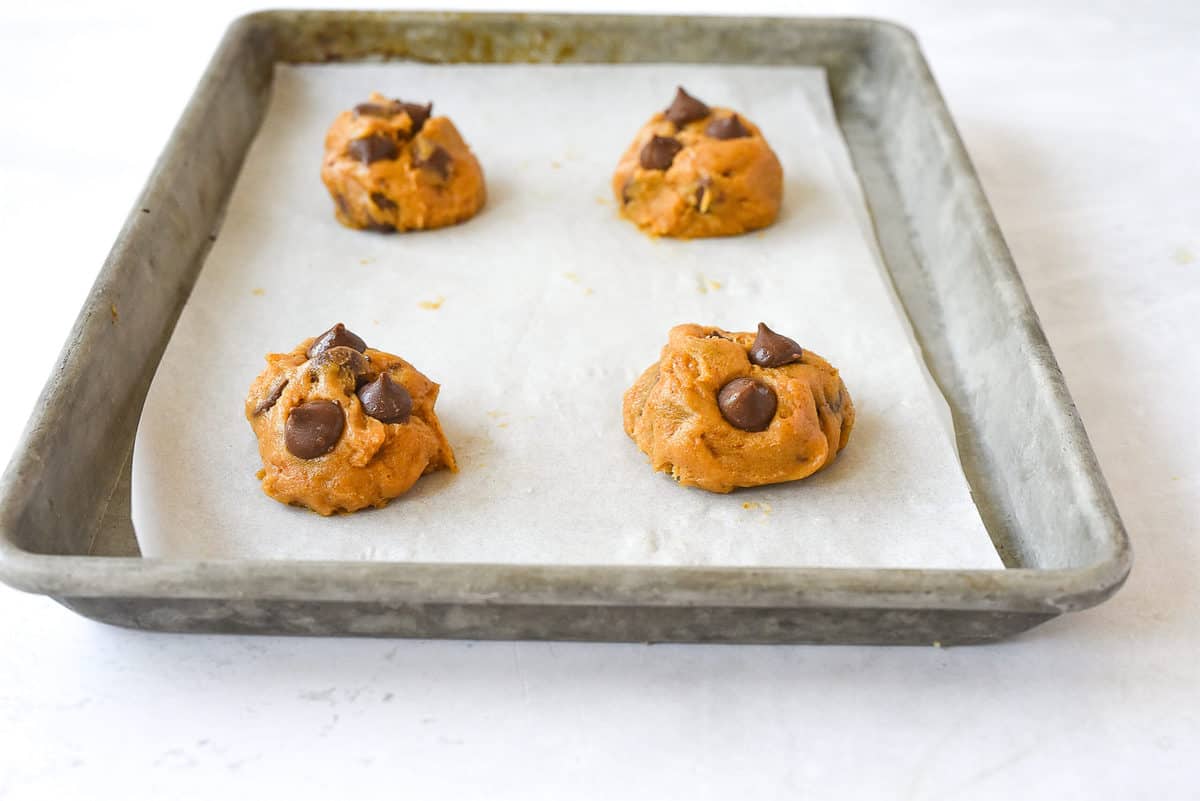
285;400;345;459
718;378;777;432
307;323;367;359
353;100;431;134
396;101;433;134
413;145;452;179
354;102;392;117
694;176;714;213
347;134;398;164
706;114;750;140
621;178;634;205
364;220;396;233
639;136;683;171
370;192;397;211
253;378;288;415
310;345;370;385
664;86;710;126
357;373;413;424
333;193;351;217
749;323;803;368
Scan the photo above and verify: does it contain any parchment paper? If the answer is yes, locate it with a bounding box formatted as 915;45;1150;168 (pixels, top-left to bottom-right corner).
131;63;1003;569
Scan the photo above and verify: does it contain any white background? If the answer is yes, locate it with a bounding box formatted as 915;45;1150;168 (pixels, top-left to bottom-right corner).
0;1;1197;799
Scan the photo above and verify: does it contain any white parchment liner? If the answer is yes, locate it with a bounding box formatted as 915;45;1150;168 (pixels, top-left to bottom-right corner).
132;64;1002;569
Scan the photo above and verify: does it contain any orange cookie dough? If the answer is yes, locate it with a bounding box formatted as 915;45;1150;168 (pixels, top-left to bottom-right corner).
245;323;457;515
321;93;486;233
623;323;854;493
612;87;783;238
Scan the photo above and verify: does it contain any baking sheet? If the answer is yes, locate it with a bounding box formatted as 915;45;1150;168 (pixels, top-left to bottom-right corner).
131;63;1002;569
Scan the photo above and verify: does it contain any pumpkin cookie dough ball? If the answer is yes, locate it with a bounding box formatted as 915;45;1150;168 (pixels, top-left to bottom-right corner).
245;323;457;515
321;93;486;233
623;323;854;493
612;87;783;238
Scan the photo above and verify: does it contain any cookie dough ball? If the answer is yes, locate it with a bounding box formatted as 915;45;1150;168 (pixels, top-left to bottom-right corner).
321;93;486;233
245;323;457;515
623;323;853;493
612;87;783;238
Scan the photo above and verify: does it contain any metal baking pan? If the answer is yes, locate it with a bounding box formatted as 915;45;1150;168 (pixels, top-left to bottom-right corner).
0;12;1130;644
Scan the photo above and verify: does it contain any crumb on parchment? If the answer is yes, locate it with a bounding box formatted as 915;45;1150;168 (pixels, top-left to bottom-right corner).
418;296;445;310
697;274;723;294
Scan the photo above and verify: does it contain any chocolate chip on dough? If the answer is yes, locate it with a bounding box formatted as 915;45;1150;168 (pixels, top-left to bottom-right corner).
664;86;710;126
357;373;413;424
370;192;397;211
717;377;777;432
354;102;393;117
705;114;750;140
639;136;683;171
253;378;288;415
347;134;398;164
307;323;367;359
748;323;803;368
310;346;370;385
397;101;433;134
413;145;452;179
285;401;345;459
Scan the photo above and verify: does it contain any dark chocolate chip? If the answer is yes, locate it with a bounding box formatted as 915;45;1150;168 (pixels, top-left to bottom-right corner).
413;145;452;179
347;134;398;164
357;373;413;424
717;377;777;432
621;178;634;205
694;176;714;212
639;136;683;171
253;378;288;415
285;400;345;459
749;323;804;368
354;100;431;133
829;388;845;413
364;220;396;233
396;101;433;134
664;86;710;126
354;102;392;117
333;193;351;217
310;345;370;385
705;114;751;140
307;323;367;359
370;192;397;211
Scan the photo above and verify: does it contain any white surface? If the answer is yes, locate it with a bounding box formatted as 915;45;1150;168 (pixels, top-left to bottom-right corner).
132;62;1000;569
0;1;1197;799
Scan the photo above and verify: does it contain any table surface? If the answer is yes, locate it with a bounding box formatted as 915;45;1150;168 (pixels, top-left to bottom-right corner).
1;1;1196;799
